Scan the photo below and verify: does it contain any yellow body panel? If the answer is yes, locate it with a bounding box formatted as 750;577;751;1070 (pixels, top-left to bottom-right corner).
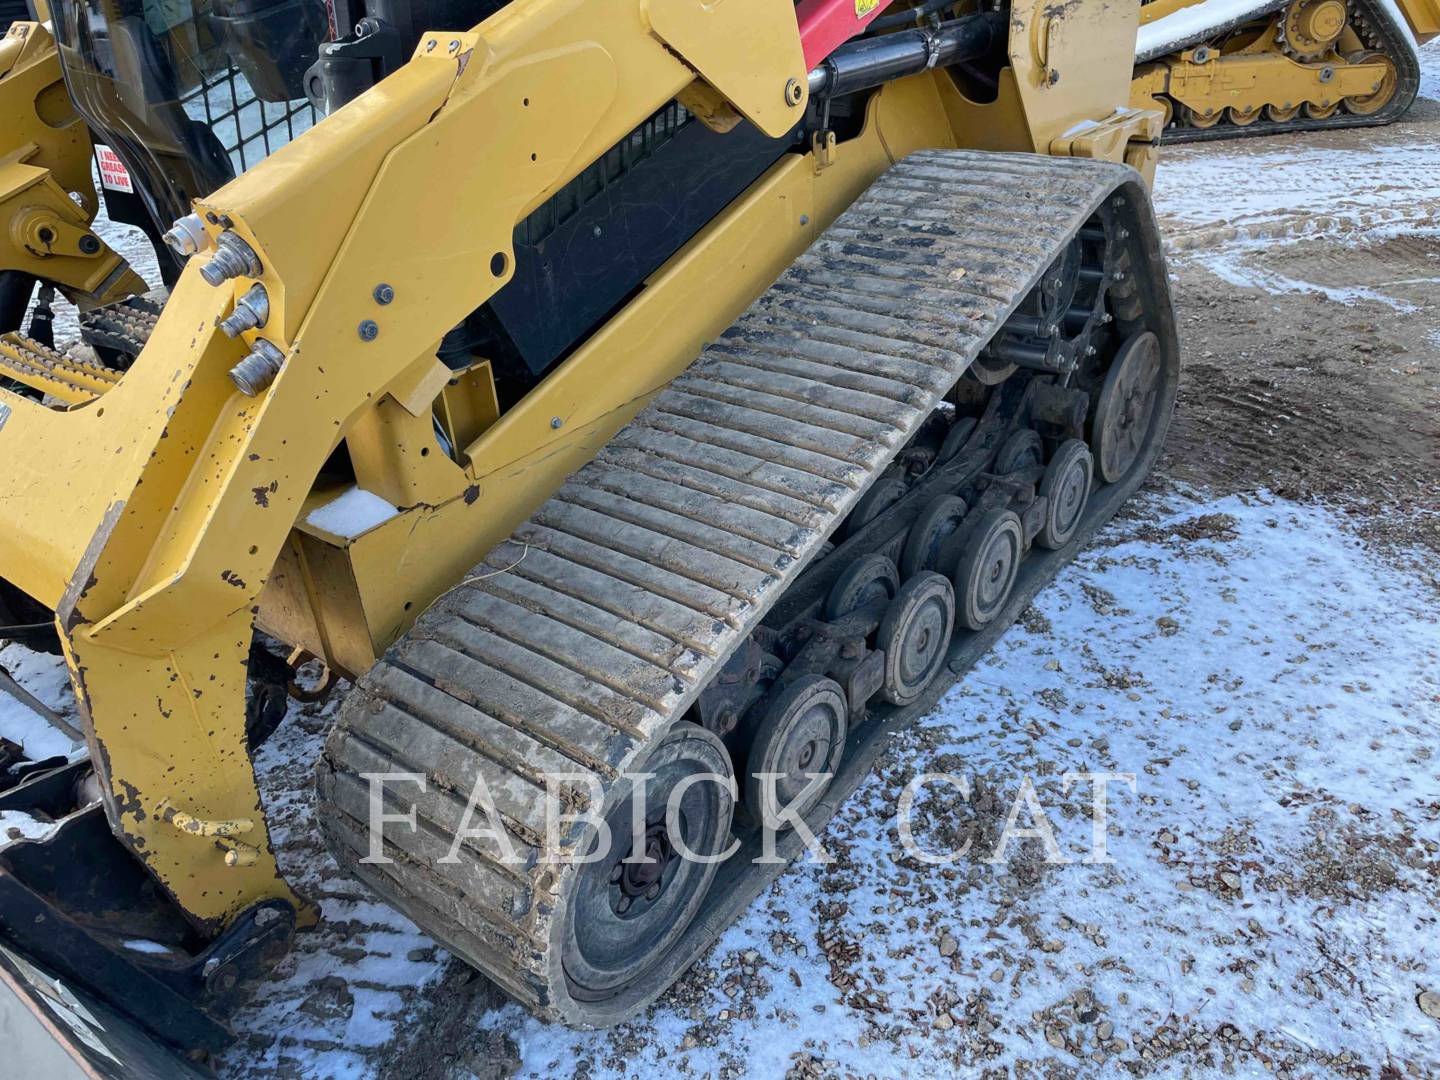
0;0;1155;932
1398;0;1440;40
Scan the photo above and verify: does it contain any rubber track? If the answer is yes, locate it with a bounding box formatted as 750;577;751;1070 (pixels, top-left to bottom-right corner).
317;150;1172;1026
1148;0;1420;143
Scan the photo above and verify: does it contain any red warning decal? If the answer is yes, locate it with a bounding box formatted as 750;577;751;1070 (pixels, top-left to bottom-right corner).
95;144;134;194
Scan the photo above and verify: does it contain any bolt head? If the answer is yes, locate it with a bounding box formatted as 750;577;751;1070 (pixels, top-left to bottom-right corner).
784;78;804;107
550;416;563;429
358;319;379;342
79;235;101;255
373;283;395;305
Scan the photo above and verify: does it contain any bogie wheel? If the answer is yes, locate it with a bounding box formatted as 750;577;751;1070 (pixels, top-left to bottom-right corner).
564;722;734;1005
1181;105;1222;129
899;495;969;578
1227;105;1262;126
743;675;848;827
1091;330;1163;484
1342;51;1398;115
841;470;908;539
824;553;900;620
993;428;1044;475
1265;102;1301;121
1036;439;1094;550
1304;100;1340;119
952;508;1025;631
876;572;955;706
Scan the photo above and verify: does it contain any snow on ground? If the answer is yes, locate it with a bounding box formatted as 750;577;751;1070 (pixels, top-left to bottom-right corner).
489;491;1440;1080
7;491;1430;1079
1152;42;1440;305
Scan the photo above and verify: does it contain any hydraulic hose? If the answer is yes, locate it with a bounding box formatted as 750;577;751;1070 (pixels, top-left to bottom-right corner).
807;11;1006;99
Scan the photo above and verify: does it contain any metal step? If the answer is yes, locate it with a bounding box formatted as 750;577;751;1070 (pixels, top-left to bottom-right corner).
317;149;1178;1027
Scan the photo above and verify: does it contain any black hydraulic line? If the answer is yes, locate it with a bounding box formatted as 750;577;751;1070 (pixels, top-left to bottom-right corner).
865;0;954;34
807;11;1006;99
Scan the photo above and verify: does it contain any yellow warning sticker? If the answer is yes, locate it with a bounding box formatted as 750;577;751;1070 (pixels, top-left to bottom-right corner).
856;0;881;16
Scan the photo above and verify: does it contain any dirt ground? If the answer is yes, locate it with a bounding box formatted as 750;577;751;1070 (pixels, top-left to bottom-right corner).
1150;98;1440;569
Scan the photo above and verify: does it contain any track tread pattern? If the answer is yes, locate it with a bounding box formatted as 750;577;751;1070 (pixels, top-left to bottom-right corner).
318;149;1143;1023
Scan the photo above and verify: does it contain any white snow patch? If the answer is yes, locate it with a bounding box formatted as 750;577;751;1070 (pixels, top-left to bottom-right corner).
2;484;1436;1079
0;643;81;760
0;810;59;844
304;487;401;540
122;939;176;956
1060;117;1100;139
1137;0;1280;61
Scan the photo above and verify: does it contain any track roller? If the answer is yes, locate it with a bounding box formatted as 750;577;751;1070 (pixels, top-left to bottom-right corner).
824;554;901;620
742;676;848;827
1036;440;1094;550
877;573;956;706
899;495;969;578
953;508;1025;631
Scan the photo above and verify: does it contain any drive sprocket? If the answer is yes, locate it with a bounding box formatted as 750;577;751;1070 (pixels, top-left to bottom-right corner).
1277;0;1347;61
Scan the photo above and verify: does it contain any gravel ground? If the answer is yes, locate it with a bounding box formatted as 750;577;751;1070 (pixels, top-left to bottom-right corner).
2;41;1438;1080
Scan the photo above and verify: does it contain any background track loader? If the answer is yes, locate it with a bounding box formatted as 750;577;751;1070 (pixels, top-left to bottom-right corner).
1131;0;1439;139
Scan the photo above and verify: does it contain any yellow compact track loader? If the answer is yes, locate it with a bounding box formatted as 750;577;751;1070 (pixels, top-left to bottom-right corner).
1131;0;1439;139
0;0;1177;1067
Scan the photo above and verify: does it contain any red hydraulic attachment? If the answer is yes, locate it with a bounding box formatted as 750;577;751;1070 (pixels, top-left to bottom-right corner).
795;0;898;69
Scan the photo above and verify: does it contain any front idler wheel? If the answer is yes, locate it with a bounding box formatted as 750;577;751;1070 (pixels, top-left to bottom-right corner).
1091;330;1162;484
953;508;1024;631
743;675;848;828
564;722;734;1005
1036;439;1094;550
876;572;955;706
